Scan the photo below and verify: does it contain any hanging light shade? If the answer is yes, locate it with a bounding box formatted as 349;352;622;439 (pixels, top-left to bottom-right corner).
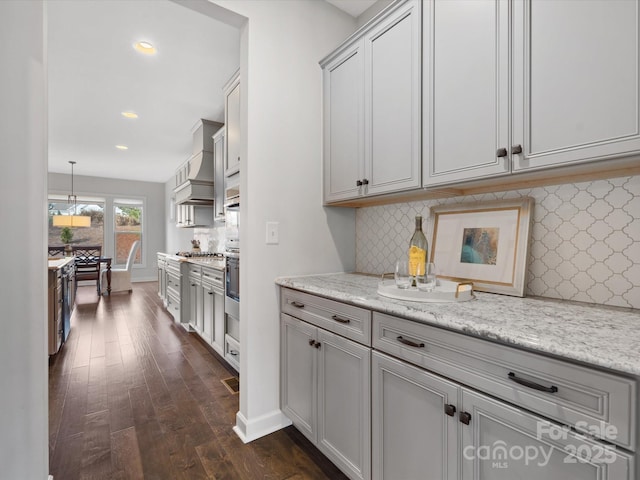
52;161;91;228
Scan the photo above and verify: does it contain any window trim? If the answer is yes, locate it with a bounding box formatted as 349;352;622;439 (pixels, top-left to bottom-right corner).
113;198;145;269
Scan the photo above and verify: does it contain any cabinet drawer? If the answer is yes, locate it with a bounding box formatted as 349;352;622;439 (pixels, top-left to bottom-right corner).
166;291;181;321
281;288;371;346
166;272;181;298
202;267;224;289
225;334;240;372
373;312;637;450
186;263;201;277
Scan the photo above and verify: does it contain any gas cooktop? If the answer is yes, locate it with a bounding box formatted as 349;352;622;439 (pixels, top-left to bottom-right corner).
175;251;225;258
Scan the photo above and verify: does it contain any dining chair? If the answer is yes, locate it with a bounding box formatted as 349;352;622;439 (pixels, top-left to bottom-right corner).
73;245;102;294
102;240;140;294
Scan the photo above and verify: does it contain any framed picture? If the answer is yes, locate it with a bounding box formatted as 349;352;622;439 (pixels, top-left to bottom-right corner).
430;198;534;297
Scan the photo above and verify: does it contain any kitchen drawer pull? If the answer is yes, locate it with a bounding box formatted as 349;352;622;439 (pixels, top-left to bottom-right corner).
290;301;305;308
460;412;472;425
229;350;239;356
397;336;425;348
508;372;558;393
331;315;350;324
497;147;508;157
208;291;214;295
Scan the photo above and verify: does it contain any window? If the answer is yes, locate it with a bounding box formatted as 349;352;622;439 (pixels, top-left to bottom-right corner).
48;196;105;249
114;199;143;265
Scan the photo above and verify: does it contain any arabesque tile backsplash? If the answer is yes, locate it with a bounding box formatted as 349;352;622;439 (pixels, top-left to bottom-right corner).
356;175;640;309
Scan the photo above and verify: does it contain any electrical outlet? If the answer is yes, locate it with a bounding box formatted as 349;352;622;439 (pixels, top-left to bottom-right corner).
266;221;279;245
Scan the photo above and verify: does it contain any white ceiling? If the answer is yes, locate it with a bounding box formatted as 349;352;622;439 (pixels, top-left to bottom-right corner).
47;0;240;184
325;0;379;17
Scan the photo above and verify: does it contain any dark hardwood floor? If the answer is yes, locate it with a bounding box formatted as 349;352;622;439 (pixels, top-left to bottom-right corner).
49;282;348;480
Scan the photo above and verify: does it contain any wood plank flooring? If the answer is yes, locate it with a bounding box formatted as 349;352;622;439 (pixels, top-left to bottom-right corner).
49;282;348;480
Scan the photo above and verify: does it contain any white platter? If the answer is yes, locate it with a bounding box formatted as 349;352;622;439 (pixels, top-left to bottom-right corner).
377;279;475;303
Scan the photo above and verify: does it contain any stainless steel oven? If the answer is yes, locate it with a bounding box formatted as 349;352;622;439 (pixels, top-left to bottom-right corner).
225;254;239;302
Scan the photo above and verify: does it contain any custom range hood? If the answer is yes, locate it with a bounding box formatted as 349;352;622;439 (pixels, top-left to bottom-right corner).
174;119;224;206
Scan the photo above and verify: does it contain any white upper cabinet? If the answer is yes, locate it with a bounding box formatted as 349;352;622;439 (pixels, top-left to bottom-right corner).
424;0;511;186
323;41;365;203
426;0;640;188
364;1;422;196
322;0;422;203
512;0;640;171
224;70;240;177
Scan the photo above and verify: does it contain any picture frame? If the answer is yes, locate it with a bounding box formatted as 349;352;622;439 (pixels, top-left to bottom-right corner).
430;198;534;297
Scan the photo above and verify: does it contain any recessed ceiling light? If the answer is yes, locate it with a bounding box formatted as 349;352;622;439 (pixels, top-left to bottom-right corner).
133;41;156;55
115;145;129;150
121;111;138;119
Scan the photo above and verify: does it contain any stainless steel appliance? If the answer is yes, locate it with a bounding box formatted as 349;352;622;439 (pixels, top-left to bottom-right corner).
225;253;239;302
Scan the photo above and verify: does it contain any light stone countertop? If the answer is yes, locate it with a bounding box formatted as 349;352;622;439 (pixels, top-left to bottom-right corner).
275;272;640;376
48;257;74;271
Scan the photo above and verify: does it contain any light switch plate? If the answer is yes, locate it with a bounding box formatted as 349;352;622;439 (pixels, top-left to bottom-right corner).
266;221;279;245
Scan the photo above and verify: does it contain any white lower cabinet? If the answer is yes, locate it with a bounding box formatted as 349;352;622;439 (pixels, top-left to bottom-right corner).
373;351;634;480
281;313;371;480
372;351;458;480
460;389;633;480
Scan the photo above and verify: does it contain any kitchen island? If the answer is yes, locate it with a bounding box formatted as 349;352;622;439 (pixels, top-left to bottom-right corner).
48;257;75;355
276;272;639;480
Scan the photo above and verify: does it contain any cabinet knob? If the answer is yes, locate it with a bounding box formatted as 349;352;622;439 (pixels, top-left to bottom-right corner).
290;301;305;308
314;342;321;349
496;148;508;158
356;180;363;187
362;178;369;185
511;144;523;155
444;404;456;417
460;412;472;425
309;339;315;346
208;291;214;295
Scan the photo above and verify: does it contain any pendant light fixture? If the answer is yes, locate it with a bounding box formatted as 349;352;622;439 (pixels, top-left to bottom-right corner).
52;161;91;227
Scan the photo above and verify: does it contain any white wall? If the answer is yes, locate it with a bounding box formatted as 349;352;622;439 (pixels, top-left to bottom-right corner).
357;0;395;27
211;0;358;441
49;172;166;281
0;1;49;478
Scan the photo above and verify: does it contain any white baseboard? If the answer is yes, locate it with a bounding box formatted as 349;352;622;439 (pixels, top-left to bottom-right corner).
233;409;292;443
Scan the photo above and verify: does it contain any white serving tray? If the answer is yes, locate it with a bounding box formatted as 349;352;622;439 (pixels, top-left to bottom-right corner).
377;279;475;303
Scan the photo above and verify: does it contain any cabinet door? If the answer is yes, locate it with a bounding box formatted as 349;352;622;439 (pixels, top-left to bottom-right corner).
372;352;459;480
460;389;634;480
212;290;225;356
225;75;241;177
201;287;214;344
424;0;511;186
513;0;640;172
317;329;371;480
213;128;225;219
364;0;421;196
281;314;317;443
187;280;199;331
323;40;365;203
